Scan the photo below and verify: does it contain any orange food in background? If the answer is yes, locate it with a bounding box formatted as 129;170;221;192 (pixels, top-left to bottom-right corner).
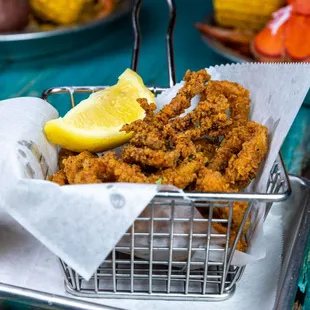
285;15;310;61
252;23;285;61
288;0;310;14
252;0;310;62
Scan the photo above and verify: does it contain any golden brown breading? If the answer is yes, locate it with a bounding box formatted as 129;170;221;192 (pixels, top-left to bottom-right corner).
204;80;250;136
121;99;166;150
48;69;269;256
73;158;106;184
63;151;98;184
121;145;180;169
229;230;248;252
163;86;228;139
193;138;216;160
164;79;249;140
225;123;268;190
195;168;233;192
58;148;78;169
67;152;150;185
121;70;211;154
156;69;211;125
100;152;149;183
114;163;149;183
49;170;68;185
152;153;206;189
129;129;166;150
208;121;263;173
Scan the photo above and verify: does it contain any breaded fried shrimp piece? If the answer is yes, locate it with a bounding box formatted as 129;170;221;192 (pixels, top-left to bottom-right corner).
98;152;150;183
114;163;149;183
156;69;211;124
122;70;211;154
63;151;98;184
151;153;206;189
195;168;233;192
205;80;250;136
49;170;68;185
121;145;180;169
73;158;107;184
225;123;268;189
129;129;166;150
164;81;234;140
69;151;150;184
194;138;216;160
58;148;78;169
138;98;157;123
121;99;166;150
208;122;260;173
121;99;157;132
173;133;197;159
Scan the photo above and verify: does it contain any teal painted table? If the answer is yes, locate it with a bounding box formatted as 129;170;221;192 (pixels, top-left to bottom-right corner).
0;0;309;308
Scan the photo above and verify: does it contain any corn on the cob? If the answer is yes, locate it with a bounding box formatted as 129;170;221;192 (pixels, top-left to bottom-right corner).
213;0;286;31
30;0;92;25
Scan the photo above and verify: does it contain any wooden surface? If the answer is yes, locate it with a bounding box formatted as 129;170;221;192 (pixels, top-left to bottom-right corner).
0;0;309;308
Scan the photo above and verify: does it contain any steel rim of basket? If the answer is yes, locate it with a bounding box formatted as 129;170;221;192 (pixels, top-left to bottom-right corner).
41;0;292;300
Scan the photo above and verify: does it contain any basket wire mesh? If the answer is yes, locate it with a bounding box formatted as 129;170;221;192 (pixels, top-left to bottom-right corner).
41;0;291;301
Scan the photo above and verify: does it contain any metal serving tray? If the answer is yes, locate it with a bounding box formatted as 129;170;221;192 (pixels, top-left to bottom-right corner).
0;175;309;310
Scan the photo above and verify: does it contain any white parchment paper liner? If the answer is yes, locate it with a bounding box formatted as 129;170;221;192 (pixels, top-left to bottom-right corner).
0;63;309;281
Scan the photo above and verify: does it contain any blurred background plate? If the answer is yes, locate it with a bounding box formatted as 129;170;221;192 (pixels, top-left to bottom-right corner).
0;0;134;61
199;13;255;63
199;14;310;107
201;34;254;63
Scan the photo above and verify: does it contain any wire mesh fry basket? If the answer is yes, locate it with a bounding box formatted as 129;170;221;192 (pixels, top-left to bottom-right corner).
41;0;291;301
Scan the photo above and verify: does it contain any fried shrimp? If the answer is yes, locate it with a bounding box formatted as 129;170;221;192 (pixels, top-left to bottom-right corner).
49;68;269;255
121;70;211;153
49;170;68;185
72;152;150;184
63;151;98;184
155;69;211;124
193;138;217;160
225;123;268;190
205;80;250;136
58;148;78;169
121;144;180;169
208;122;263;172
152;152;207;189
195;168;233;193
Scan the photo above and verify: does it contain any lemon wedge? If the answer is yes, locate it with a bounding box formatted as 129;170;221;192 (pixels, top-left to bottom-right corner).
44;69;154;152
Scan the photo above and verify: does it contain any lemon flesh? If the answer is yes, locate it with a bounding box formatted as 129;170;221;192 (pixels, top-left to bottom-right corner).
44;69;154;152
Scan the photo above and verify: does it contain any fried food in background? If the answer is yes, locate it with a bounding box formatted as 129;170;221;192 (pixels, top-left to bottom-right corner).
0;0;116;34
49;68;269;252
195;23;255;58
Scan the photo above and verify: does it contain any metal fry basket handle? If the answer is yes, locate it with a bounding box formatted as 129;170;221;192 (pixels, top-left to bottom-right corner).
131;0;177;87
